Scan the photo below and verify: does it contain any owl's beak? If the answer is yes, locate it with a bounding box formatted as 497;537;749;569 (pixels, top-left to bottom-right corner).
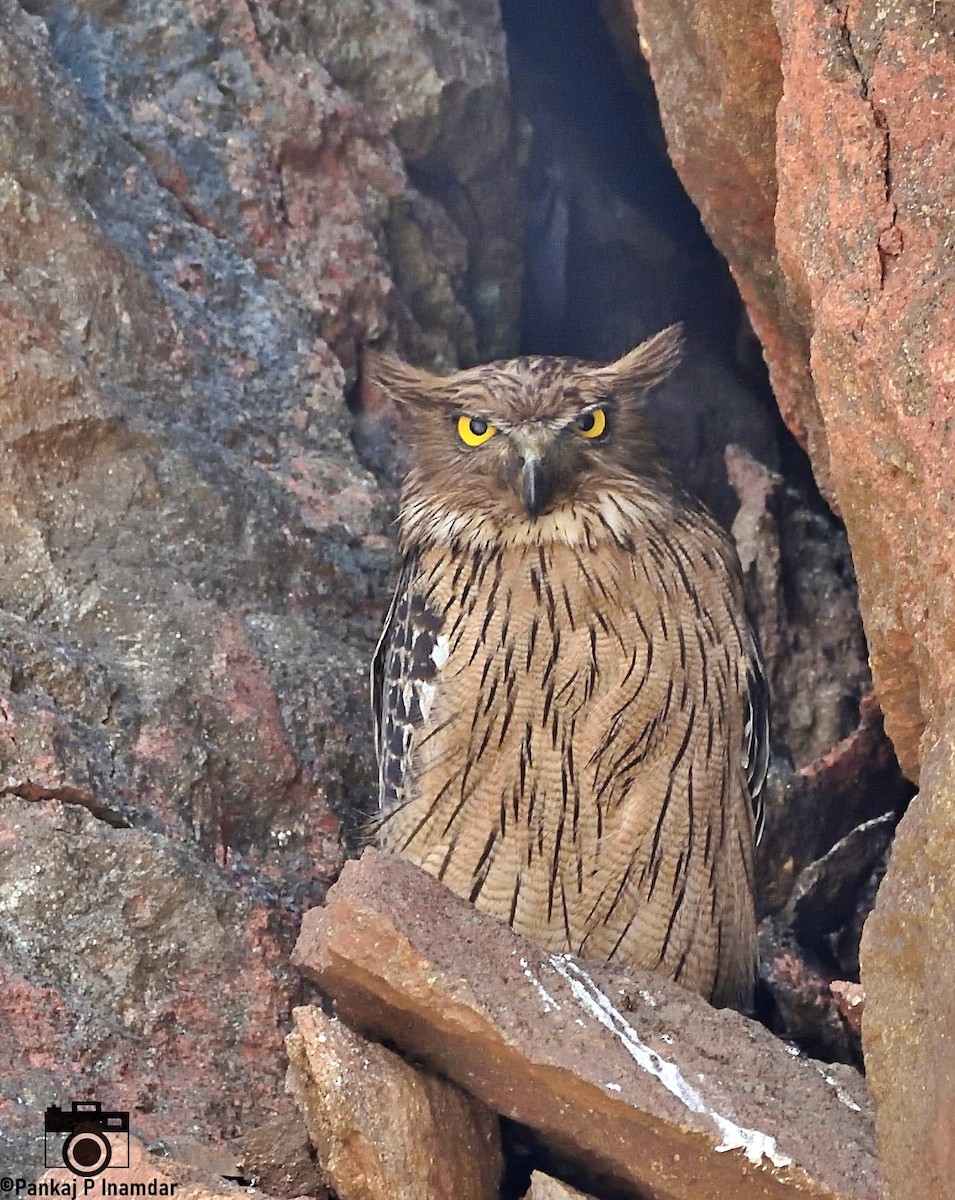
521;454;551;519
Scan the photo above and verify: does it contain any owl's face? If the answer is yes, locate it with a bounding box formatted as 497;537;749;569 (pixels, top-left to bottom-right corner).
367;326;681;543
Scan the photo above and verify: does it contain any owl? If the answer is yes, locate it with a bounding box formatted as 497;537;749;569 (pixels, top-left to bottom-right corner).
368;327;769;1008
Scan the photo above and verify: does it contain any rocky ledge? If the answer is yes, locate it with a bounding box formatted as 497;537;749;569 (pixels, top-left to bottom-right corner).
284;849;878;1200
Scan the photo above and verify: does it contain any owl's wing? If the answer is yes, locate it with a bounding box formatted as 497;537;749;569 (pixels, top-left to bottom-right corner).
372;552;445;818
742;630;771;845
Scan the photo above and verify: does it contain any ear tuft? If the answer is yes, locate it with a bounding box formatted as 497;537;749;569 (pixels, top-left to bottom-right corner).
363;348;446;407
595;324;683;395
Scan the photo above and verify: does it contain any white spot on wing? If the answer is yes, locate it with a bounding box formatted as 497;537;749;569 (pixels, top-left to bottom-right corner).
430;635;450;670
418;681;436;721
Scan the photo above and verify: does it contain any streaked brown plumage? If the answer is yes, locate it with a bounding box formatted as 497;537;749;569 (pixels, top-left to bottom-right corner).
369;327;768;1007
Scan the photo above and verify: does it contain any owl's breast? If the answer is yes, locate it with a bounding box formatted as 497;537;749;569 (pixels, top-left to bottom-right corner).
381;535;695;863
375;523;758;1004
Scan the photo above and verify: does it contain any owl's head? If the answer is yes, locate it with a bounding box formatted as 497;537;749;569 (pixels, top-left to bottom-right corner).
366;325;681;545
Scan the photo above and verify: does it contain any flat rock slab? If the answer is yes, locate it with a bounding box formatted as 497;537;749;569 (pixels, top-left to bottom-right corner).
293;849;879;1200
286;1005;502;1200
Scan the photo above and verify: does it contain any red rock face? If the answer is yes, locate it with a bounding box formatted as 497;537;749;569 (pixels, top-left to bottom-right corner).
602;0;828;501
0;801;296;1161
774;0;953;784
286;1006;503;1200
604;3;953;1195
770;16;955;1190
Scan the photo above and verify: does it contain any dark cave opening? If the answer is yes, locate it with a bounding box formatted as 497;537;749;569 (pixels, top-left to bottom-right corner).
501;0;732;358
499;0;822;526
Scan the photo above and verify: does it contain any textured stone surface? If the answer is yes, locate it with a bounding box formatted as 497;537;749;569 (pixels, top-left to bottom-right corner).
524;1171;598;1200
751;696;905;936
770;4;955;1197
728;443;906;1062
726;445;870;768
0;0;521;1174
255;0;524;366
756;814;894;1067
829;981;865;1041
602;0;827;502
773;0;953;784
237;1115;330;1198
27;0;522;373
0;800;294;1172
287;1006;502;1200
294;849;879;1200
0;0;375;1164
861;738;955;1200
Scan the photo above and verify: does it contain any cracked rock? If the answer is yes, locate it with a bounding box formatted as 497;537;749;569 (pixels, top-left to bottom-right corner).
293;849;879;1200
286;1005;502;1200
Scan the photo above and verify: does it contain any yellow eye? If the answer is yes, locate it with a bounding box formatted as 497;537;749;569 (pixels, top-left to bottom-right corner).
574;408;607;439
457;414;497;447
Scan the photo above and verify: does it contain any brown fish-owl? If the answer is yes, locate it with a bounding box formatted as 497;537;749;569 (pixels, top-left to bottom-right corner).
368;327;768;1007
